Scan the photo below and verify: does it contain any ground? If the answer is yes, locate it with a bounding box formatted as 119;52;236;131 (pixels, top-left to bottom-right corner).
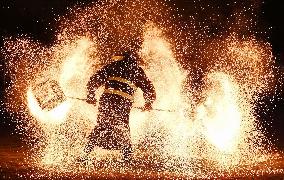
0;136;284;179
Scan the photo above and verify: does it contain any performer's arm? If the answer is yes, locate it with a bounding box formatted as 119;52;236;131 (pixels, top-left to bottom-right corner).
86;67;109;104
135;67;156;110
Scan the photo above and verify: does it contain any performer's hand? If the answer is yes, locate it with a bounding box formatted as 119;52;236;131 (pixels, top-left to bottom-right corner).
86;95;96;105
142;102;152;111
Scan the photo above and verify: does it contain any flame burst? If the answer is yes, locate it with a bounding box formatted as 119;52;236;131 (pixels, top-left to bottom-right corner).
2;0;283;178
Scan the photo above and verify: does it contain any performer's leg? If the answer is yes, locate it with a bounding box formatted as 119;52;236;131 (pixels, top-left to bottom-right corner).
121;141;133;162
120;104;133;162
77;127;100;162
84;138;96;154
85;126;101;153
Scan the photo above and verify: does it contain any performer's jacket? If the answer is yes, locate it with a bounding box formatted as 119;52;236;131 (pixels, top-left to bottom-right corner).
87;54;156;113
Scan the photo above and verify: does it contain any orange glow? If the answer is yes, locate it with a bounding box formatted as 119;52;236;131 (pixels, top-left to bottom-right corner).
27;88;71;124
2;0;282;178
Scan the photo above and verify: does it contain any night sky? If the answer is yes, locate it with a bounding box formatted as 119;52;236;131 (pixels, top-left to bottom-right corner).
0;0;283;149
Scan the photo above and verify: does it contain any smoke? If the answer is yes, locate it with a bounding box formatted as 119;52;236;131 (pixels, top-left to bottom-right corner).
2;0;282;178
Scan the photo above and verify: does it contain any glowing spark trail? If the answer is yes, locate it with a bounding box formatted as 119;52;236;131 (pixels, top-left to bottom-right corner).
2;0;283;178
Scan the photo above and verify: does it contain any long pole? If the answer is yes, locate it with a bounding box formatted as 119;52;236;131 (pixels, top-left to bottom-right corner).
133;106;175;113
66;97;175;112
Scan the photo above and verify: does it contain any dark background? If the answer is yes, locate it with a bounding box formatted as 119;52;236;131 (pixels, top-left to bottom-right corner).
0;0;283;149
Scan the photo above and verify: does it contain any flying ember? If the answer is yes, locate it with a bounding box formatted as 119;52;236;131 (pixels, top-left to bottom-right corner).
2;0;283;178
